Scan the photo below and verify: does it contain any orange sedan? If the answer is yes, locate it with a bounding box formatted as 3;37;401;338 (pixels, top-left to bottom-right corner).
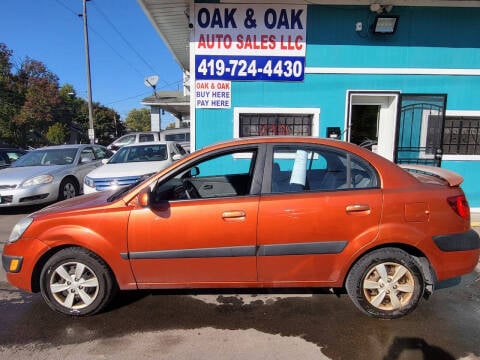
3;137;479;318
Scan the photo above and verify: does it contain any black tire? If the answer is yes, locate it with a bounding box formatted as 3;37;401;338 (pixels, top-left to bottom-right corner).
58;178;79;201
40;247;117;316
346;248;424;319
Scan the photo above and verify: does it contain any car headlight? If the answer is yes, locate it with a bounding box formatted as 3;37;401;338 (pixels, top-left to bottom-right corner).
84;176;95;187
9;217;34;243
22;174;54;188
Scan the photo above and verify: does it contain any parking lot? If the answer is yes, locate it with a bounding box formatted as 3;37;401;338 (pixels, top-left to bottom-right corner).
1;208;479;360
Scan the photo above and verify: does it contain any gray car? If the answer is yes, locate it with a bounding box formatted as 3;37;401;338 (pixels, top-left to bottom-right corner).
0;144;112;207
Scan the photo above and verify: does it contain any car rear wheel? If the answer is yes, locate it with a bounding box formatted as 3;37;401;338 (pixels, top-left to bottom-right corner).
346;248;424;319
58;178;78;201
40;247;117;316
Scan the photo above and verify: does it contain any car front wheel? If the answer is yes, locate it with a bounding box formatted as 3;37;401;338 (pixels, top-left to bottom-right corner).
40;247;117;316
58;178;78;201
346;248;424;319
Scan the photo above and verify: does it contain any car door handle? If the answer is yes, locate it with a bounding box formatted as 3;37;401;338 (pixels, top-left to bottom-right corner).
345;204;371;214
222;210;246;221
203;185;213;190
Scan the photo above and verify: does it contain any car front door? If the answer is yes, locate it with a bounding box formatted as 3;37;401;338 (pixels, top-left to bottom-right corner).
74;147;104;184
127;146;263;286
257;144;383;284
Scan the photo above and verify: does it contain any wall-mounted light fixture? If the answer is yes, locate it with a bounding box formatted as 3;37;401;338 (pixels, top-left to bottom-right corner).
372;15;399;34
369;4;398;34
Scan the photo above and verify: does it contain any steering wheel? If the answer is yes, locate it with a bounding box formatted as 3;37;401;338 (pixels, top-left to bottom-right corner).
182;179;200;199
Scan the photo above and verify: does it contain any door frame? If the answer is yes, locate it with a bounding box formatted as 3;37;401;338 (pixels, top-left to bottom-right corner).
346;91;400;161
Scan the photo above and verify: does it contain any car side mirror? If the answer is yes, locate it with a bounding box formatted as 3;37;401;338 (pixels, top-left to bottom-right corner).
172;154;182;161
101;158;109;164
190;166;199;177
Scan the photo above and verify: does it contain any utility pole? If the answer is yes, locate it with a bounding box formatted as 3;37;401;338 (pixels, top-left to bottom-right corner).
81;0;95;144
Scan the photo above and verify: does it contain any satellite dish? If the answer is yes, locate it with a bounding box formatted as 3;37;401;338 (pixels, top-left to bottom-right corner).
144;75;159;88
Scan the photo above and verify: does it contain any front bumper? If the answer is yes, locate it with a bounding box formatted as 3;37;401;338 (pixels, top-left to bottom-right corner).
0;184;57;207
2;254;24;273
2;238;52;292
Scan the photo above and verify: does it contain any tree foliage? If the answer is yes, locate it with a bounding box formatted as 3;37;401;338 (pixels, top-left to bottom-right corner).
125;108;151;131
0;43;124;147
0;44;18;145
46;122;67;145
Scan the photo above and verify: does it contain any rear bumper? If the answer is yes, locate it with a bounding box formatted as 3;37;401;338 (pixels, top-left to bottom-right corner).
433;229;480;252
429;229;480;281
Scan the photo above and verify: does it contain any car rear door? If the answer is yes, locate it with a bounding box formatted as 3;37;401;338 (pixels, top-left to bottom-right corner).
257;144;383;284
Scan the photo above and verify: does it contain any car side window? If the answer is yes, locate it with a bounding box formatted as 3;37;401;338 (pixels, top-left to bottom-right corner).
80;148;96;162
116;134;136;146
152;149;257;202
93;146;112;160
270;145;378;193
139;134;154;142
7;151;25;162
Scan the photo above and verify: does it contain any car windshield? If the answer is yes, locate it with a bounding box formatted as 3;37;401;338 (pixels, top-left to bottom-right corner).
12;148;78;167
108;144;168;164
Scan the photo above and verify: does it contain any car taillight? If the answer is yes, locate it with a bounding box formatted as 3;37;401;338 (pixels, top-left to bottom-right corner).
447;195;470;220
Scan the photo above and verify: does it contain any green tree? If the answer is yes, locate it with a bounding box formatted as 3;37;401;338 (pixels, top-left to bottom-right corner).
125;108;151;131
0;43;19;145
46;122;67;144
93;105;124;145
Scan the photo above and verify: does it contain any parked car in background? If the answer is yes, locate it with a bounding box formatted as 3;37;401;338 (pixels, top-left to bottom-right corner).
160;128;190;152
0;148;27;169
84;141;186;193
0;144;112;207
3;137;479;318
107;131;160;152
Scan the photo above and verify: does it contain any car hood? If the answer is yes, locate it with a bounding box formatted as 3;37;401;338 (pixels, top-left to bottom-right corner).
32;190;118;217
0;165;67;184
87;161;170;179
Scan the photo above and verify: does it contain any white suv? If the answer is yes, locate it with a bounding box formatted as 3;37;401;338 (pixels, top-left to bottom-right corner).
160;128;190;152
107;132;160;152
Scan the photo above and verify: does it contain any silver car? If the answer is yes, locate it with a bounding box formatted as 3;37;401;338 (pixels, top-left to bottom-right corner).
0;144;112;207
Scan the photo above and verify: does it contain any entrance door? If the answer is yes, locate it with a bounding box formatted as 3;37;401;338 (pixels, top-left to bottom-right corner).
347;92;399;161
350;105;380;149
395;94;447;166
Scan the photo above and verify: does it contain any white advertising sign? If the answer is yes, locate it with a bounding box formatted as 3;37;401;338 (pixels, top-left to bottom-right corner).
195;80;231;108
194;4;307;81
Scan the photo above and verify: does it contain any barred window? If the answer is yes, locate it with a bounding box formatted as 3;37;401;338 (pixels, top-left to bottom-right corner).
443;116;480;155
239;114;313;137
